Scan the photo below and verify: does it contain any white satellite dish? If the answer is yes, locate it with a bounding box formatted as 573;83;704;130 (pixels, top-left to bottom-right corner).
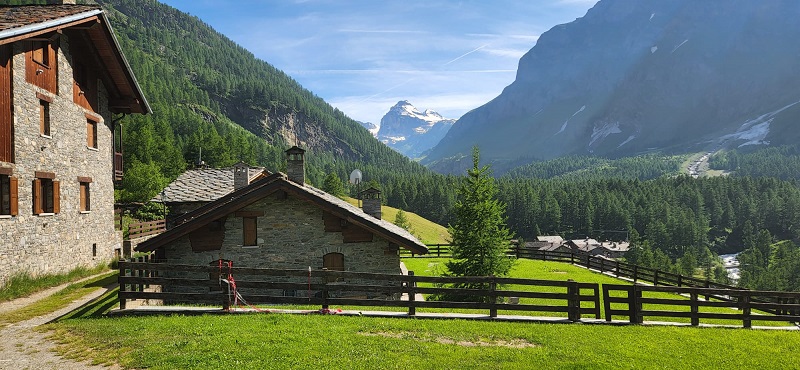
349;169;362;185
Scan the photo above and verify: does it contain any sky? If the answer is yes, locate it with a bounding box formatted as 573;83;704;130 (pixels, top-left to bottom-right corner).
158;0;598;126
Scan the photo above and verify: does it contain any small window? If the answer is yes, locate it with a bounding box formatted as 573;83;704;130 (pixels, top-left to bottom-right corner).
32;42;49;67
323;252;345;271
79;181;90;212
33;174;58;215
39;100;50;136
0;174;17;216
243;217;257;246
86;119;97;149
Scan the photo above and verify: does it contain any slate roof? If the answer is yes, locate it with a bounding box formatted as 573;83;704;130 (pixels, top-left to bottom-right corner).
137;172;429;255
0;5;100;32
157;166;267;203
537;235;564;244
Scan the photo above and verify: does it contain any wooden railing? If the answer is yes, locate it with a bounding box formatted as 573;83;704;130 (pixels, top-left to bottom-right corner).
127;219;166;239
603;284;800;328
114;152;124;182
114;208;123;231
118;259;600;320
117;259;800;327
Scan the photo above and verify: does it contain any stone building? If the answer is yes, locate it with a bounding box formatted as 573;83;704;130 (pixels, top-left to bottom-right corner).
136;147;428;293
0;3;150;285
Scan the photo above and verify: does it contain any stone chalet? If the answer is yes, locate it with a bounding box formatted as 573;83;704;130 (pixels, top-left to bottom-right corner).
564;238;630;259
136;147;428;280
0;3;149;284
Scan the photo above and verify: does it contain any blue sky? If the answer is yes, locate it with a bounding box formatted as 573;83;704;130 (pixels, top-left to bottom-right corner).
159;0;598;126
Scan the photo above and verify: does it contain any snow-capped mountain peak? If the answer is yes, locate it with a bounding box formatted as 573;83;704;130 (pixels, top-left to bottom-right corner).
378;101;456;158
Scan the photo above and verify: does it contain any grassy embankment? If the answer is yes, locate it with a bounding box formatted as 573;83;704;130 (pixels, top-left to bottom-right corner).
344;197;450;244
0;264;111;302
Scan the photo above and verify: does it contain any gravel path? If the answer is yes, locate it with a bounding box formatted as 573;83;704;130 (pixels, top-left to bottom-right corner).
0;274;119;370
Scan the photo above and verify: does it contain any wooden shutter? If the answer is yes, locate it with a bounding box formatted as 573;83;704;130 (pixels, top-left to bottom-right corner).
33;178;42;214
0;44;11;163
243;217;257;245
323;253;345;271
79;182;86;211
52;180;59;214
9;177;16;216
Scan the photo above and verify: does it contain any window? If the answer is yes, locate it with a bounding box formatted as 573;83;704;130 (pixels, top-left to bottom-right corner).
86;119;97;149
32;41;49;67
79;179;91;212
33;172;58;215
39;99;50;136
243;217;257;246
0;173;17;216
323;253;345;271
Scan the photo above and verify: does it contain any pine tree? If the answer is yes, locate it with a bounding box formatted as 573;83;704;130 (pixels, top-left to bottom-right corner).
322;172;345;197
394;209;411;231
443;147;514;301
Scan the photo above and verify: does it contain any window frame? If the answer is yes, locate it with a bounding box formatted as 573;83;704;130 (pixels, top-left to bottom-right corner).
0;172;17;216
33;171;58;215
31;41;50;68
37;95;52;137
243;216;257;246
86;119;97;149
78;177;91;212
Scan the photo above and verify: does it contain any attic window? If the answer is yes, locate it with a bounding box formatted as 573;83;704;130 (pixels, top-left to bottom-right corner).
32;41;49;67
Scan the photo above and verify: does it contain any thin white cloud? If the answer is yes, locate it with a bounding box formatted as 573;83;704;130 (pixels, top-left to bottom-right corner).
338;29;428;34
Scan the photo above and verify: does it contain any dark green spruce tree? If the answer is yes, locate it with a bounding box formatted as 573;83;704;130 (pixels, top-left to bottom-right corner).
443;147;514;301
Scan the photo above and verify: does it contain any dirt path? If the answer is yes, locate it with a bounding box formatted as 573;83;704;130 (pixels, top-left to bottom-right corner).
0;274;119;370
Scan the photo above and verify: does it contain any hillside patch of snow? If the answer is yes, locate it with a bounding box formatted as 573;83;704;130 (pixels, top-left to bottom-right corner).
718;100;800;147
589;121;622;147
617;135;636;148
650;13;655;21
671;39;688;53
650;46;658;53
555;105;586;135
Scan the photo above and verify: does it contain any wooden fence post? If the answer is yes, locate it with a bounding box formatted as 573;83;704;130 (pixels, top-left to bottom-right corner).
407;271;416;316
489;276;498;318
567;279;579;322
690;292;699;326
602;285;612;322
630;285;643;324
615;260;620;277
653;270;659;286
322;268;329;310
633;265;638;283
570;252;575;264
118;259;126;310
741;292;752;329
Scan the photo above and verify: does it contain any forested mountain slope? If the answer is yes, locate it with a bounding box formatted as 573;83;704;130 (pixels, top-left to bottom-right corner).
22;0;427;205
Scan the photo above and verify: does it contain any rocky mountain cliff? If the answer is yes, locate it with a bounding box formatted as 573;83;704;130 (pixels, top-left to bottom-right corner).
378;101;455;158
423;0;800;174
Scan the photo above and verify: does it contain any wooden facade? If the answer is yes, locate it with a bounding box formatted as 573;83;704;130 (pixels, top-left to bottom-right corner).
25;40;58;94
0;44;10;163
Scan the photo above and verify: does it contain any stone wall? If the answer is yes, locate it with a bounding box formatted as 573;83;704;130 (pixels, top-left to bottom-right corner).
161;191;402;297
0;35;121;286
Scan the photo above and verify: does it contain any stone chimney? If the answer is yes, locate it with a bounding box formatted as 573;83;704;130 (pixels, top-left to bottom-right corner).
361;187;382;219
285;146;305;185
233;161;249;190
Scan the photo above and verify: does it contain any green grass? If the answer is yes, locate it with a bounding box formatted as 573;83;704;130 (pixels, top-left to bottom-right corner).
0;272;118;325
45;314;800;369
345;197;450;244
0;263;111;302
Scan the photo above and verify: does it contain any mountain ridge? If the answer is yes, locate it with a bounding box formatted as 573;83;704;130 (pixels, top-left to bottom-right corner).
377;101;455;159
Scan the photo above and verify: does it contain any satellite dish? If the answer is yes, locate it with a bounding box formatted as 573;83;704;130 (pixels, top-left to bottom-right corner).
349;169;362;185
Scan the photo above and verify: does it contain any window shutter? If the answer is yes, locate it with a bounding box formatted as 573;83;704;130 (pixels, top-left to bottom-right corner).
9;176;17;216
243;217;257;245
33;178;42;214
52;180;60;214
79;183;86;211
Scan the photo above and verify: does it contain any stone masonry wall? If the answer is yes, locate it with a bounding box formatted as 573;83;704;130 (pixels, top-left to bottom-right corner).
0;35;121;286
162;192;402;297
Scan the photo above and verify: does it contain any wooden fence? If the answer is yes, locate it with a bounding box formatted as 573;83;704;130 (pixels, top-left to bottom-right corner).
127;219;166;239
603;284;800;328
118;259;600;321
117;259;800;327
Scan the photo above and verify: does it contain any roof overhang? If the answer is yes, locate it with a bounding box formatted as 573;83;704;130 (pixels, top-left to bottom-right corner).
0;8;150;114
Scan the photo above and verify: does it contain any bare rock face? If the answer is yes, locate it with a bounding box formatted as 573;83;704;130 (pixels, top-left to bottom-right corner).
424;0;800;173
377;101;455;159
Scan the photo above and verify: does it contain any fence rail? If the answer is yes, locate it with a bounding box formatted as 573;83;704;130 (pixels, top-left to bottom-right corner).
117;259;800;327
127;219;166;239
118;259;599;321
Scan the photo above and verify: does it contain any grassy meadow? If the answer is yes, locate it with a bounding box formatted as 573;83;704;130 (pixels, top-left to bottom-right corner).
344;197;450;244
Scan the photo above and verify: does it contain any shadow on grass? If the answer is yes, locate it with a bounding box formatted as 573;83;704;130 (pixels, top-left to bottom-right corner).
49;283;120;323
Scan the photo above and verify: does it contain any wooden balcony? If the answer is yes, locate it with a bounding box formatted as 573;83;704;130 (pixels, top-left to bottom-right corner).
114;151;123;182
